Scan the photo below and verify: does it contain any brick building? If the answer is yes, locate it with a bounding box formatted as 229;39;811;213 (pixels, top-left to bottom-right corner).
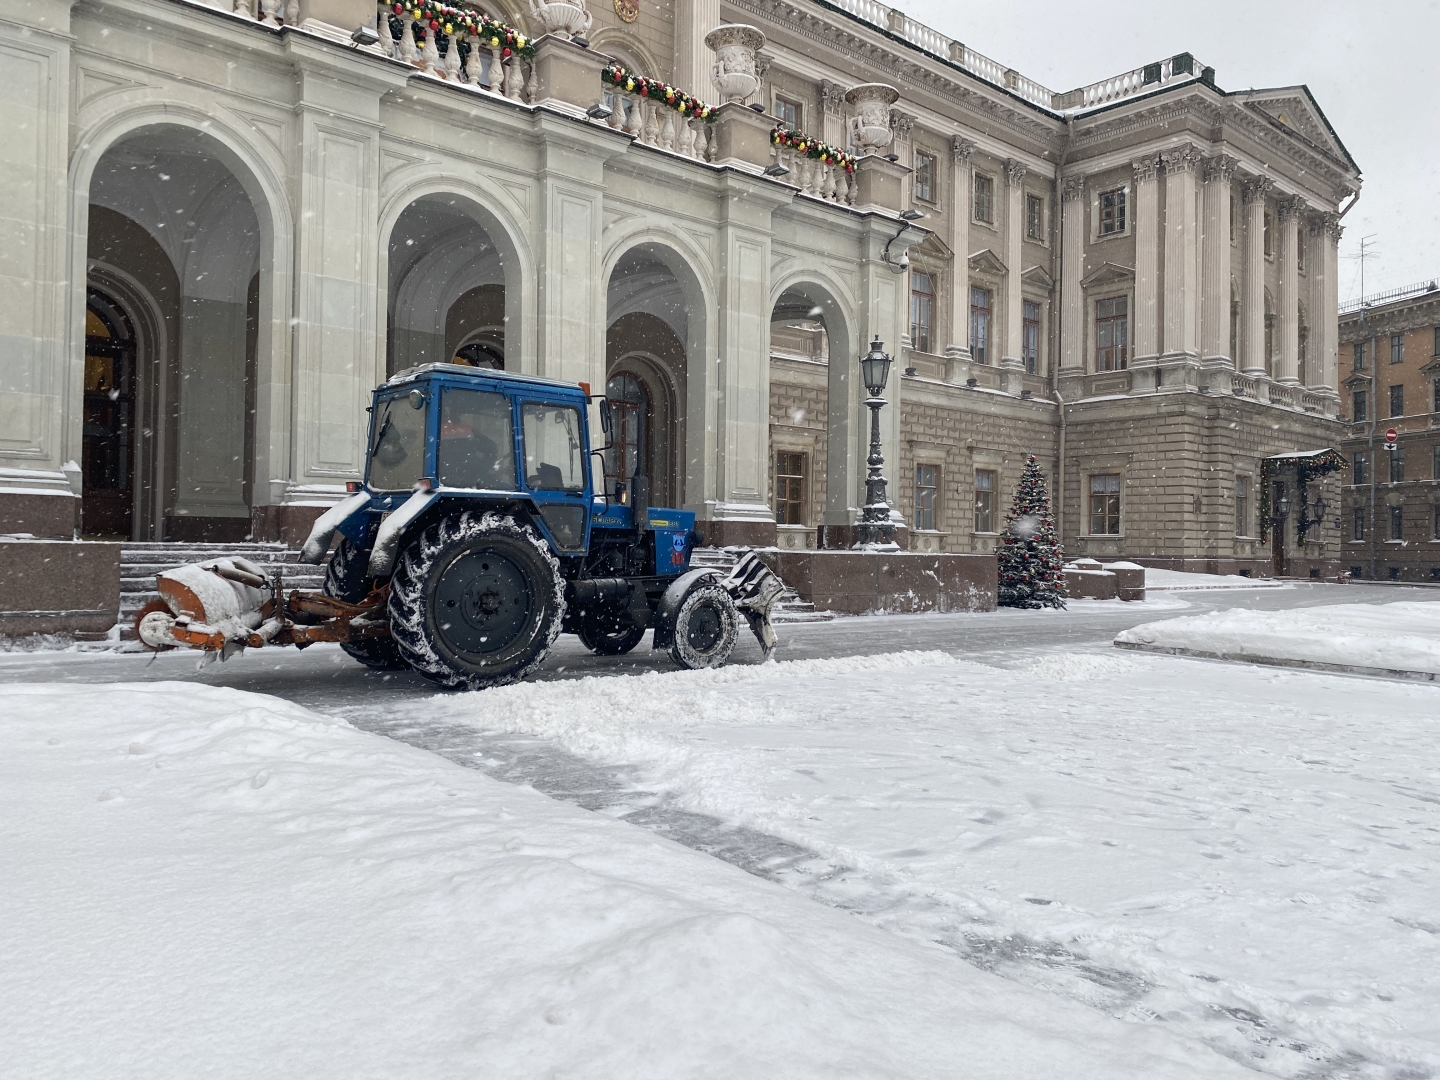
1339;283;1440;580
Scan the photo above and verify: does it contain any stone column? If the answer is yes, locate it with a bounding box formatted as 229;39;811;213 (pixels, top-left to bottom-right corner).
1275;195;1303;385
673;0;721;95
1132;156;1161;365
1200;155;1236;365
890;110;916;209
1000;158;1026;392
1161;146;1202;359
1058;175;1086;374
0;0;78;537
944;137;974;374
1241;177;1272;375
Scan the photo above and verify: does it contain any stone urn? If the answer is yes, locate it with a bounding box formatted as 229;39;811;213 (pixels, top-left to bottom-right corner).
845;82;899;155
528;0;592;36
705;24;765;104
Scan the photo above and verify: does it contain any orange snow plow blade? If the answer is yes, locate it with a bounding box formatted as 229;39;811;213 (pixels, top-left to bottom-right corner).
136;556;389;658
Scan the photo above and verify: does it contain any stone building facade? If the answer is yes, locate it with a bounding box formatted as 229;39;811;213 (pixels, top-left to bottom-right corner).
1338;284;1440;581
1;0;1361;582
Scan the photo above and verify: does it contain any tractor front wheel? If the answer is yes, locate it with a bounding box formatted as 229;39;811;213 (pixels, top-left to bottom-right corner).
667;582;739;670
387;512;564;690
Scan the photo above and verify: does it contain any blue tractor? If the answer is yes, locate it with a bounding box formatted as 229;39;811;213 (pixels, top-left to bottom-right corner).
135;363;783;689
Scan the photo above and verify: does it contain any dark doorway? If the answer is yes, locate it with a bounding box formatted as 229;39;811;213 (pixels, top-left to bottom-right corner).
1271;480;1287;577
82;291;137;538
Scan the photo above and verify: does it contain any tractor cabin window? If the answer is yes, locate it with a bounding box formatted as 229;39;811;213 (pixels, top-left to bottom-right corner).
1089;473;1121;534
774;452;807;525
521;402;584;492
438;387;518;491
368;389;432;492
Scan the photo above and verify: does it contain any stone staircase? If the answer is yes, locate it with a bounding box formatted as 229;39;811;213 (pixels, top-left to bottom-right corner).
689;547;833;623
119;542;323;639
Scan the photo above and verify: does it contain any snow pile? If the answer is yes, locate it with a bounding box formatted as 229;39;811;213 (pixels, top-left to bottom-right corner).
434;651;1440;1077
1;681;1250;1080
1144;567;1286;590
1116;600;1440;675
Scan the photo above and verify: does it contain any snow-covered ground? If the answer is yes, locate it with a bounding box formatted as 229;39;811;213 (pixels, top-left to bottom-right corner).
1144;567;1288;590
3;680;1261;1080
1116;600;1440;676
414;651;1440;1079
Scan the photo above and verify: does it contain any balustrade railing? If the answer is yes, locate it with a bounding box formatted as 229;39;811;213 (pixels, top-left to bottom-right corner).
373;2;532;103
601;89;713;162
1059;53;1206;112
770;128;856;206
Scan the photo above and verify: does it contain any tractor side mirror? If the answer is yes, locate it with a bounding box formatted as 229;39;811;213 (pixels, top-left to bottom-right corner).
598;398;613;437
407;388;426;410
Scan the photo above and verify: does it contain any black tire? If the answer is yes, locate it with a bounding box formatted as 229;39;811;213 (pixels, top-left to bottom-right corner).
668;582;739;670
324;539;408;671
576;617;646;655
387;512;564;690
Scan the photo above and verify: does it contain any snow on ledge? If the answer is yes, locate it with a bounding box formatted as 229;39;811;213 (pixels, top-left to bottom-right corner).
1115;601;1440;678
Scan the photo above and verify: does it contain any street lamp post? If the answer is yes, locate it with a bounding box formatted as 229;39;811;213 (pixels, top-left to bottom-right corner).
855;337;895;546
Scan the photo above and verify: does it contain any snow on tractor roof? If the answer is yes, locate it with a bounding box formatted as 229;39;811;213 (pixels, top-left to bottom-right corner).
383;363;587;394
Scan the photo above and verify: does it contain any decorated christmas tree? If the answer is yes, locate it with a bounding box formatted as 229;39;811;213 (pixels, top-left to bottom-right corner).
996;455;1067;610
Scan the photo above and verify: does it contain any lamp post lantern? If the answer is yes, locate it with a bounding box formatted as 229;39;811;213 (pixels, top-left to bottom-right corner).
855;337;895;545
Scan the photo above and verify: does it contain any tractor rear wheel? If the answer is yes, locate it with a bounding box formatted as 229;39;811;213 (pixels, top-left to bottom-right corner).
324;539;408;671
575;616;645;656
667;582;739;670
387;512;564;690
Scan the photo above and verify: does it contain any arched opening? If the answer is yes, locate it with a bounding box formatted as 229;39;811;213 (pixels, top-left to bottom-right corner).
605;245;699;510
769;280;854;540
85;126;266;541
388;196;511;375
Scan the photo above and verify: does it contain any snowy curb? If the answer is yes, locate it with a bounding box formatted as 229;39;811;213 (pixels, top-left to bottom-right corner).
1113;640;1439;682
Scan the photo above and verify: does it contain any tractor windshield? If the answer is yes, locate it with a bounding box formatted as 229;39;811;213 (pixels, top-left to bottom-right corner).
521;402;585;493
437;387;517;490
367;392;428;491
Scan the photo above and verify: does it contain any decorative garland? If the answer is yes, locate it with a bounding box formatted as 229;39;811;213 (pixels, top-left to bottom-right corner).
770;127;857;173
1257;448;1348;541
602;65;716;121
388;1;534;57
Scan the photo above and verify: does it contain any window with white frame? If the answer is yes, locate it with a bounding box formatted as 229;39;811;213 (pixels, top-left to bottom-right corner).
913;150;936;203
1022;300;1040;374
1235;476;1250;537
1097;186;1126;236
910;271;935;354
1089;474;1121;534
974;469;996;533
914;464;939;531
970;287;992;364
1094;296;1129;371
1025;193;1044;241
973;173;994;224
774;95;801;130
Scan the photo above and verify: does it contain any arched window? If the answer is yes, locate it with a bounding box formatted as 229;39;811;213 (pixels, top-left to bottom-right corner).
604;372;649;489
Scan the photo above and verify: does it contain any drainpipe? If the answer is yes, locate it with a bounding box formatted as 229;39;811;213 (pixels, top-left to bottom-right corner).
1369;330;1378;580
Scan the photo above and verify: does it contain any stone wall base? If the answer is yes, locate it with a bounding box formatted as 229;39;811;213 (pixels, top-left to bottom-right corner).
0;540;120;637
704;519;778;549
0;491;79;540
250;504;330;547
1125;555;1343;581
757;550;997;615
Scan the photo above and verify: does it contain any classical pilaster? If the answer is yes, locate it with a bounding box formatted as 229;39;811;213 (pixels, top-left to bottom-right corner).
1000;158;1027;389
1314;212;1342;395
1161;146;1202;359
1200;155;1237;365
1240;177;1272;375
890;110;916;204
944;137;974;372
1132;155;1161;364
0;0;78;536
1059;174;1086;374
289;44;407;503
819;79;847;148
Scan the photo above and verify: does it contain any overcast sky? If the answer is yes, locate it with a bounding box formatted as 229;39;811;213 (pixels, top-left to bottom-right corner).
901;0;1439;302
